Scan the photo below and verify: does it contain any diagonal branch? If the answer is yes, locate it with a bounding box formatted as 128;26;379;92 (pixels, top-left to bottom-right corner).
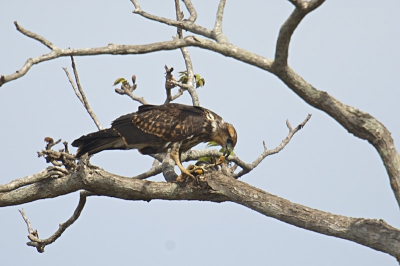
132;164;162;180
19;190;92;253
63;56;103;130
14;21;57;50
232;114;311;178
130;4;213;40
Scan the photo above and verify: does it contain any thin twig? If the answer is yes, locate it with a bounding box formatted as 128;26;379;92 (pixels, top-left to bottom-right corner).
63;67;84;104
164;65;176;104
130;4;213;39
167;78;190;89
232;114;312;178
174;0;200;106
14;21;56;50
69;56;103;130
171;87;185;101
19;190;93;253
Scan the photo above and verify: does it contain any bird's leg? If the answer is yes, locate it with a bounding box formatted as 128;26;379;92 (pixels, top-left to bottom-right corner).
170;144;195;181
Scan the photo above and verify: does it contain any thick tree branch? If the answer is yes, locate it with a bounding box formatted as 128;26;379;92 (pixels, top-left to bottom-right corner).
272;67;400;207
0;21;274;87
2;165;400;259
207;174;400;260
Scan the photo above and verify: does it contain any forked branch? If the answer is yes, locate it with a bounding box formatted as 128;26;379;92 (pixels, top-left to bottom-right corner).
19;190;92;253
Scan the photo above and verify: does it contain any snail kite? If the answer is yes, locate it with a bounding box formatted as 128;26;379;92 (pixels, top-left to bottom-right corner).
72;103;237;178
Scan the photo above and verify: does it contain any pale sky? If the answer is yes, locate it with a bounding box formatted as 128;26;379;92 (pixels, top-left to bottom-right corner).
1;1;400;265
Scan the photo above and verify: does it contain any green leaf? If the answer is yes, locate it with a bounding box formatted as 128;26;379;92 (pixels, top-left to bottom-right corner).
113;77;127;86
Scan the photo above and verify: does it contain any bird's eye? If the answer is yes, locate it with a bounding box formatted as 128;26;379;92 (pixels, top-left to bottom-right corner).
227;138;233;145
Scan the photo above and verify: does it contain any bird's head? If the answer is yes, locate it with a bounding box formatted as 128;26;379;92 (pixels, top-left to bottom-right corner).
213;123;237;158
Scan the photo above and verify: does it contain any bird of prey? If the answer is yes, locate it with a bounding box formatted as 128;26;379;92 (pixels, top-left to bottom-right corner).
72;103;237;179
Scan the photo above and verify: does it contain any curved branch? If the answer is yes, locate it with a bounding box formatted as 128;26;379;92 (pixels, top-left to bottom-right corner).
19;190;92;253
132;164;162;180
130;4;213;40
0;21;274;87
274;0;325;68
273;67;400;207
182;0;197;22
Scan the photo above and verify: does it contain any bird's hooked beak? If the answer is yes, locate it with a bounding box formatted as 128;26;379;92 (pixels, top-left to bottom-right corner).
223;141;234;158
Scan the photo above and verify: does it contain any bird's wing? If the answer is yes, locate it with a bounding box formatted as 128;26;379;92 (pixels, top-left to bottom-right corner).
129;104;207;142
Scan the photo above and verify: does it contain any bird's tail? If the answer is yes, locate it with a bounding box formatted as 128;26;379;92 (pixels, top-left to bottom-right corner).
72;128;125;158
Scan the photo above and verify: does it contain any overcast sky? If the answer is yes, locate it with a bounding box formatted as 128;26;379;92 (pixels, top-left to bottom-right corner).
1;1;400;265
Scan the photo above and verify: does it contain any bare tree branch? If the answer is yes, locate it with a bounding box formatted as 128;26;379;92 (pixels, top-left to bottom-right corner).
232;114;312;178
132;165;162;180
130;3;213;40
0;169;50;193
14;21;56;50
212;0;228;44
19;190;92;253
174;0;200;106
171;87;185;101
274;0;325;67
3;165;399;258
63;57;103;130
0;21;274;87
63;67;84;103
164;65;176;104
2;2;400;260
182;0;197;22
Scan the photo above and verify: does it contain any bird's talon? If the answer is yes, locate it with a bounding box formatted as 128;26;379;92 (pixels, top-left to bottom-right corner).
216;155;225;165
194;169;204;175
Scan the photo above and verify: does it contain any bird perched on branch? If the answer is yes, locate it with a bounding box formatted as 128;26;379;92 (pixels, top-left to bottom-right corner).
72;103;237;179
